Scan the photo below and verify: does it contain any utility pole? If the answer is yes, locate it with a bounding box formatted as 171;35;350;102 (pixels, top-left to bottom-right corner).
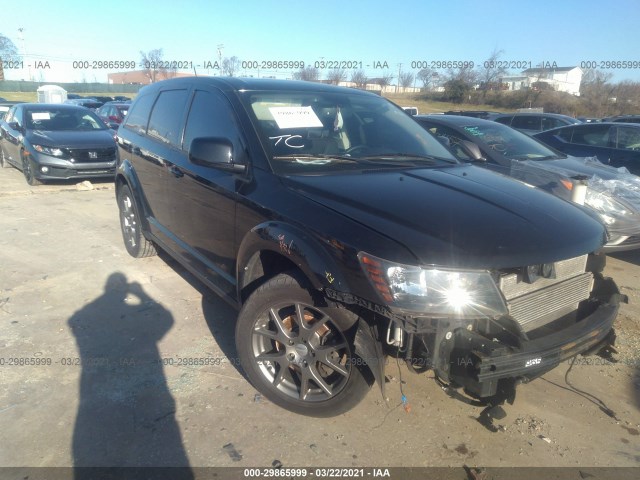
397;63;402;93
217;44;224;76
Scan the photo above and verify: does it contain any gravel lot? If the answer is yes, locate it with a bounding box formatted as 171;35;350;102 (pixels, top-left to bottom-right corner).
0;165;639;478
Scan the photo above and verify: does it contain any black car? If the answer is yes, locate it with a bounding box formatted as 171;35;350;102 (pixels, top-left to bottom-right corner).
96;101;130;129
605;115;640;124
0;103;117;185
534;122;640;175
493;112;581;135
444;110;502;120
116;77;621;417
415;115;640;251
65;98;104;109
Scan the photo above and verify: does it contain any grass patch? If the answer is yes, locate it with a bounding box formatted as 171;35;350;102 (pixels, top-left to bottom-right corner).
383;92;515;114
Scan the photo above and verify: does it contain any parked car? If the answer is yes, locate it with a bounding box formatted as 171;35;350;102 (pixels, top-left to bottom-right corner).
444;110;502;120
605;115;640;124
64;98;104;109
94;96;115;104
401;106;419;115
96;101;130;129
493;112;581;135
415;115;640;251
116;77;621;417
113;96;131;102
0;103;117;185
0;101;26;121
534;122;640;175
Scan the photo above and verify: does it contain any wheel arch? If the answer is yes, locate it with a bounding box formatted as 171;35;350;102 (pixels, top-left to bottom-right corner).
115;159;152;234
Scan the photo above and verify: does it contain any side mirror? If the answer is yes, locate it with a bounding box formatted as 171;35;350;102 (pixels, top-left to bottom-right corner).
459;140;486;162
8;121;22;132
436;135;451;147
189;137;247;174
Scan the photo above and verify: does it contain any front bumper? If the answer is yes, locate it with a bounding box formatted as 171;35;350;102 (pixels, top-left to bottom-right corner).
30;154;116;180
436;277;624;399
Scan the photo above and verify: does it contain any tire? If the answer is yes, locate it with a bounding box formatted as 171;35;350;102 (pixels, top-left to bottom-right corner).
0;148;9;168
235;272;371;417
21;152;42;186
117;184;157;258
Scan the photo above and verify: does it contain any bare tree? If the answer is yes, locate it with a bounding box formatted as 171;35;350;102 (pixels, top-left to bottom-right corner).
0;33;20;81
417;68;438;90
326;68;347;85
350;69;368;89
477;49;508;96
222;56;241;77
140;49;167;83
399;71;415;90
375;72;394;91
293;67;320;82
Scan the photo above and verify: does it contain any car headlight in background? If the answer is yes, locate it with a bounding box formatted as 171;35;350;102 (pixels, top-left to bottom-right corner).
358;252;508;318
32;144;65;157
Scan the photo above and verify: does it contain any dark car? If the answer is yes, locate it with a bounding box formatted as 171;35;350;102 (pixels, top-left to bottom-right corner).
0;101;26;121
493;112;581;135
444;110;502;120
605;115;640;124
415;115;640;251
113;96;131;102
65;98;104;109
116;77;621;417
0;103;117;185
96;101;130;129
534;122;640;175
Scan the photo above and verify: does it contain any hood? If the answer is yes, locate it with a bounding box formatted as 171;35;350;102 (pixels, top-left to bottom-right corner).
284;165;607;269
26;129;114;148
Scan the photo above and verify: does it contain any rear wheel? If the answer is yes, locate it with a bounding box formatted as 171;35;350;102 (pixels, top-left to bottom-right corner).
117;184;156;258
22;152;42;186
235;272;371;417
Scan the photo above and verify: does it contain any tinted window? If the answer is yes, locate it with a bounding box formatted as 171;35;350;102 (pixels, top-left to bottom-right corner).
123;93;156;135
570;124;612;147
24;107;106;131
542;116;567;130
147;89;189;146
494;116;512;126
556;126;574;142
511;116;541;131
183;90;243;153
614;126;640;150
4;106;17;124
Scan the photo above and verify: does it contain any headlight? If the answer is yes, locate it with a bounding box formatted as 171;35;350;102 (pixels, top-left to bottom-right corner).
33;144;65;157
358;252;508;318
585;190;629;227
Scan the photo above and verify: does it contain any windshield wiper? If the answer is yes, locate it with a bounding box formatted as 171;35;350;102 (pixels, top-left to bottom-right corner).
510;154;562;161
273;154;360;162
356;154;457;165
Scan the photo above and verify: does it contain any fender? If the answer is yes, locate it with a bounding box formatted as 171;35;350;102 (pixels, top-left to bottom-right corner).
236;221;354;300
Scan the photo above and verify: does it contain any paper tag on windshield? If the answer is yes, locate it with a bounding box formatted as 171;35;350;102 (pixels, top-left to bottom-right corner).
31;112;51;120
269;106;323;129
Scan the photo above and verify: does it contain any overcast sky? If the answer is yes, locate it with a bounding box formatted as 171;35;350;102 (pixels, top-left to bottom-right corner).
2;0;639;83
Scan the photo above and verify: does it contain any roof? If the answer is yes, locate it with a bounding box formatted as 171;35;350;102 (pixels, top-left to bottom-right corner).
415;114;496;127
521;67;579;74
18;103;98;111
135;76;378;97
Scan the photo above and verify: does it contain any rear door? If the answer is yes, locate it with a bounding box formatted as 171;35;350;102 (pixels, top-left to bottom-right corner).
564;124;616;164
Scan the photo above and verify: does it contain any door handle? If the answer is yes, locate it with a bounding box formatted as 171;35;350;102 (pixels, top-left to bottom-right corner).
169;165;184;178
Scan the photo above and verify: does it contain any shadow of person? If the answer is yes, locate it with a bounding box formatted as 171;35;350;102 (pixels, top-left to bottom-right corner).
69;272;193;478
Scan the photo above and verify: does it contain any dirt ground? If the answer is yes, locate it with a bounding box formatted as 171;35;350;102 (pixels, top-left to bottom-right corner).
0;165;639;478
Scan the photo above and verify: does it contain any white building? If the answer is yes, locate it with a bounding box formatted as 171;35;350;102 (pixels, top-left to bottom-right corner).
500;67;583;96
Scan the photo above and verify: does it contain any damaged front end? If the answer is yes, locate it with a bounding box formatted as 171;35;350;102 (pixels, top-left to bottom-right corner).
356;251;626;405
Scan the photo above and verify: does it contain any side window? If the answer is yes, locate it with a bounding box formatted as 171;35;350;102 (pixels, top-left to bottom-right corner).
511;116;541;131
570;125;612;147
614;126;640;150
183;90;244;156
147;89;189;147
494;116;512;126
122;93;156;135
542;116;566;130
13;106;24;127
556;126;574;142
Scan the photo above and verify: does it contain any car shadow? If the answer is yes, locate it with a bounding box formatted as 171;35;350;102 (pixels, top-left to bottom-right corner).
610;249;640;267
68;272;193;477
157;251;246;381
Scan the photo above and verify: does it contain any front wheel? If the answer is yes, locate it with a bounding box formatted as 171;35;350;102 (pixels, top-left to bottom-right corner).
22;152;42;186
235;272;371;417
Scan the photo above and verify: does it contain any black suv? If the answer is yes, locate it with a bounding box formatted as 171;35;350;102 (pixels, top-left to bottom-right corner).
116;77;622;417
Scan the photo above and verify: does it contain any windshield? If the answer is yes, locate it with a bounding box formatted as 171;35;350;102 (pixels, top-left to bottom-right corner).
25;108;107;131
460;122;563;160
242;90;457;174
